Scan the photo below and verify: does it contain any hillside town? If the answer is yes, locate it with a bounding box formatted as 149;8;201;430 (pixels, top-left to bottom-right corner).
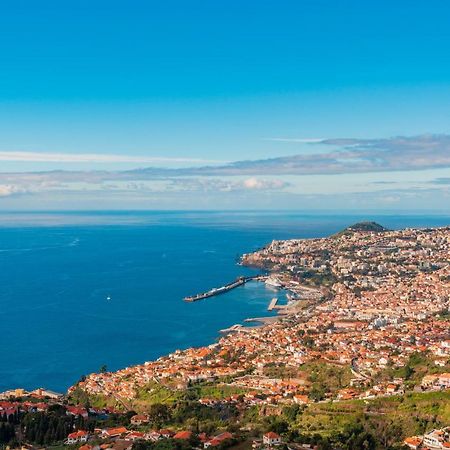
2;224;449;449
73;224;450;405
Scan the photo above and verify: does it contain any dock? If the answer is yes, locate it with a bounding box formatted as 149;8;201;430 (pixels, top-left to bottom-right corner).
244;316;281;325
267;297;278;311
183;275;267;302
219;324;244;334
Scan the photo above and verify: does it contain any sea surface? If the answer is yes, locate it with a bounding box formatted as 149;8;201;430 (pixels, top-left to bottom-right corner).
0;211;449;393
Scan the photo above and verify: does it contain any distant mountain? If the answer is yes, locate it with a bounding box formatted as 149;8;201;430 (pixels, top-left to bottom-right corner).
346;221;388;232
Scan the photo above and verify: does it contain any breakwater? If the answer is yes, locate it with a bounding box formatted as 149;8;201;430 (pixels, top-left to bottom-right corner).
183;275;267;302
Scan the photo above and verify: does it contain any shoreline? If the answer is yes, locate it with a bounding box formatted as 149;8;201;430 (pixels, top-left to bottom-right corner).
217;278;319;336
0;277;298;395
0;274;321;395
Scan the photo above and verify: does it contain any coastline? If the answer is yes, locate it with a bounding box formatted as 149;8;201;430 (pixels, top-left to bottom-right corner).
217;277;321;336
4;214;447;394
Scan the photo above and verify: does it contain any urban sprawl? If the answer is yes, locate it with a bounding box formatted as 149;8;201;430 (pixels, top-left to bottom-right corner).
2;223;450;450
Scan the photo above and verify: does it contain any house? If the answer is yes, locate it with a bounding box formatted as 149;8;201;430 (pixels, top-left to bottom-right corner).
293;394;309;404
125;431;145;441
130;414;149;426
422;374;439;388
145;430;162;441
204;432;233;447
30;388;63;399
66;430;89;444
111;440;133;450
403;436;423;449
422;428;449;448
66;405;89;418
336;388;359;400
101;427;129;439
438;373;450;388
263;432;282;446
158;429;174;439
173;430;193;440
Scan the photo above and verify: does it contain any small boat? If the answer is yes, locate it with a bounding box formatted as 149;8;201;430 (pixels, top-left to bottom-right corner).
106;296;111;301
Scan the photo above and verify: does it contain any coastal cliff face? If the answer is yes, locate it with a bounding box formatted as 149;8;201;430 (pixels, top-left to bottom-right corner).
69;225;450;410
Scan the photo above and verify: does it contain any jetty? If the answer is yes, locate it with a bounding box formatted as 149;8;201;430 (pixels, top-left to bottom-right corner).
244;316;281;325
183;275;267;302
219;324;244;334
267;297;278;311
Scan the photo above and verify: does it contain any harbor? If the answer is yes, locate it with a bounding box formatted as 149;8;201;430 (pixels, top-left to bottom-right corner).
183;274;267;302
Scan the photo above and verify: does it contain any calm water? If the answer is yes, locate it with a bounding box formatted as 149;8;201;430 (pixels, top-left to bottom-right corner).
0;211;449;392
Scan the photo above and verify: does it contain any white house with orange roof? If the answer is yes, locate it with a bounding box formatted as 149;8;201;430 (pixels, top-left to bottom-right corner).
262;432;282;446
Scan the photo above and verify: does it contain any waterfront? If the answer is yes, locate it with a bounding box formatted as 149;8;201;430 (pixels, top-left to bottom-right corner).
1;211;449;393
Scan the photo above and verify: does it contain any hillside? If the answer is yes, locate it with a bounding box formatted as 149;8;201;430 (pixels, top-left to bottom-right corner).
346;221;388;232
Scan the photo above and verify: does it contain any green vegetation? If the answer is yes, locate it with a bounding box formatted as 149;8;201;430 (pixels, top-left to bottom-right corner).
347;222;387;233
134;382;185;406
299;269;337;287
333;222;388;238
132;381;246;410
132;437;200;450
374;352;450;389
69;386;110;409
256;390;450;449
301;361;353;401
21;408;84;446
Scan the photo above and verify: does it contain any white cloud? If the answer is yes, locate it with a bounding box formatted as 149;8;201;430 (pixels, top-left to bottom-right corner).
0;151;225;165
0;184;27;197
242;178;288;190
263;138;325;143
167;177;290;193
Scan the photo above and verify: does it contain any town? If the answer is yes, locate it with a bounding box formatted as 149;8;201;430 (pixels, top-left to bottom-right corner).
2;223;449;449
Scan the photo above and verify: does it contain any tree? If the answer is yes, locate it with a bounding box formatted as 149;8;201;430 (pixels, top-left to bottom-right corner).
309;383;326;402
283;404;302;423
147;404;171;429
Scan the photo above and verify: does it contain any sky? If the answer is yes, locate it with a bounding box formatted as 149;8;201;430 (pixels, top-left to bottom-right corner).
0;0;450;211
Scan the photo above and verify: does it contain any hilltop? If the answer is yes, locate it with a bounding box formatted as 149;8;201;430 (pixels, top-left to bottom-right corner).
345;221;388;232
332;221;388;238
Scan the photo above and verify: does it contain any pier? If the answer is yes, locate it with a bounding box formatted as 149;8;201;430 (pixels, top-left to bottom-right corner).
267;297;278;311
183;275;267;302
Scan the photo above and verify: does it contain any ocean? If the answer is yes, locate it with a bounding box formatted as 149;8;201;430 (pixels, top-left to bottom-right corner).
0;211;449;393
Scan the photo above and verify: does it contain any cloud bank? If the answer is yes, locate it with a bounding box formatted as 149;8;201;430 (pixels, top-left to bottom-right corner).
0;134;449;210
0;151;223;165
175;134;450;176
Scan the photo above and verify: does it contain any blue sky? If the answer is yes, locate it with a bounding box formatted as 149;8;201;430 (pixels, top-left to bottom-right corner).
0;0;450;210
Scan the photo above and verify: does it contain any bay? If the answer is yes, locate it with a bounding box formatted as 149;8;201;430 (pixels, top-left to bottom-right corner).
0;211;449;392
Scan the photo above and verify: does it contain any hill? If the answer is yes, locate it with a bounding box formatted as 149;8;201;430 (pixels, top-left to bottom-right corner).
346;221;388;232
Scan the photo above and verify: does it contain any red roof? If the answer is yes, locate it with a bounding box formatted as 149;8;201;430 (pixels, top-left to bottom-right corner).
264;432;281;439
174;431;192;440
158;429;174;436
104;427;128;436
68;430;88;439
215;432;233;442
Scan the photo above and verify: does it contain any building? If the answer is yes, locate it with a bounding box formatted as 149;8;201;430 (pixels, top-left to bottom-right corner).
130;414;149;426
66;430;89;444
263;432;282;446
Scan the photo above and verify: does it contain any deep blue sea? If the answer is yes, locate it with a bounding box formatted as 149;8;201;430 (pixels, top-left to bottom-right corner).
0;211;449;393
